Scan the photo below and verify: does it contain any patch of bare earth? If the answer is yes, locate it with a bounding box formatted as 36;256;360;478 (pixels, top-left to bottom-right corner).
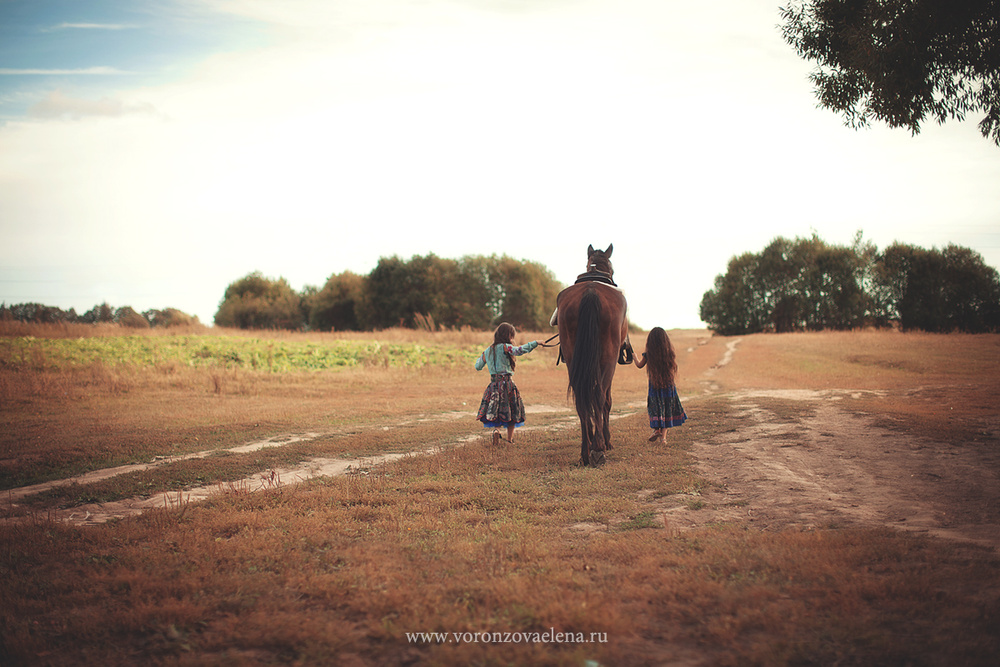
653;339;1000;552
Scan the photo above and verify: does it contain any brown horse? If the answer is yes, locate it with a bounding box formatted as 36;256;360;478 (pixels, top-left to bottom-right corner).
556;244;630;466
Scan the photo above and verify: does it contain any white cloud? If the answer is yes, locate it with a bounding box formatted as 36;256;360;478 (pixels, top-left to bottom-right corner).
48;23;139;31
28;91;156;119
0;67;132;75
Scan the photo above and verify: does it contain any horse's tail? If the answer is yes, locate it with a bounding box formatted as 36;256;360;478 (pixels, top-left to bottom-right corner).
568;290;603;426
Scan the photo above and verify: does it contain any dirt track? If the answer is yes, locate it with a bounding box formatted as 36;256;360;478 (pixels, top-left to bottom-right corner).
6;337;1000;554
660;339;1000;551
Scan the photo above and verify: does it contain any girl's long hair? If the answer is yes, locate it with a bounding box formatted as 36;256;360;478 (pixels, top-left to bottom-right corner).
491;322;516;371
644;327;676;388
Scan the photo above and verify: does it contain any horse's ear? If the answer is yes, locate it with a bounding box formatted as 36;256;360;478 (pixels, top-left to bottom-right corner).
588;244;595;256
605;244;613;257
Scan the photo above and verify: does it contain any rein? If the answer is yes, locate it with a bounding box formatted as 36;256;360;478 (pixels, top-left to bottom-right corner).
538;333;560;348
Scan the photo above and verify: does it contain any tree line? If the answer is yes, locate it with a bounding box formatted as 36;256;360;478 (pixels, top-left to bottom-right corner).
0;303;198;328
699;234;1000;335
8;241;998;335
214;254;563;332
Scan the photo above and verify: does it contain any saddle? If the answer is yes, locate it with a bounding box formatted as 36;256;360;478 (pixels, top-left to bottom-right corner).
556;337;632;366
554;271;631;366
574;272;618;287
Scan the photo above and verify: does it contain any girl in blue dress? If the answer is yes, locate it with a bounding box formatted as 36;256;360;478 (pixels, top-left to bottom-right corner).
475;323;540;444
634;327;686;443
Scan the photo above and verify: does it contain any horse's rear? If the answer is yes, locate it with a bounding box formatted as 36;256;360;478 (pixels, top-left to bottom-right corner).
557;281;629;466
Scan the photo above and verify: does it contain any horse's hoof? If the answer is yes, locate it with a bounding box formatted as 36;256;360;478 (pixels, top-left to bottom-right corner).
589;449;606;466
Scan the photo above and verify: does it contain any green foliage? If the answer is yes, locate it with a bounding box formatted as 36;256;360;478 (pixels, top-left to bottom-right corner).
700;233;1000;334
142;308;199;328
214;271;304;330
81;302;115;324
780;0;1000;143
4;335;475;372
0;302;78;323
2;303;198;328
113;306;150;329
875;243;1000;332
491;256;563;331
334;253;561;332
305;271;366;332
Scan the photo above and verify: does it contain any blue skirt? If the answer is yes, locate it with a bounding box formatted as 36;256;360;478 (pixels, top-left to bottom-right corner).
648;385;686;429
477;374;526;428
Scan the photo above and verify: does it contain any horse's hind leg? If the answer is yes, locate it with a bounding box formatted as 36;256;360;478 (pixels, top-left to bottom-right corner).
588;409;607;466
579;415;592;466
602;389;614;451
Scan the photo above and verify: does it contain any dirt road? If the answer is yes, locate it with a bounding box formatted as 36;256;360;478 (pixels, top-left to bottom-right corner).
660;338;1000;551
7;335;999;554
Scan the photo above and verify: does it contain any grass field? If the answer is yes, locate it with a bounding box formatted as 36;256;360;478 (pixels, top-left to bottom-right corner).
1;323;998;665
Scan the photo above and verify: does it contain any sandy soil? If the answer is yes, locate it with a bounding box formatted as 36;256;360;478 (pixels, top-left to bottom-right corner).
655;338;1000;552
6;337;999;555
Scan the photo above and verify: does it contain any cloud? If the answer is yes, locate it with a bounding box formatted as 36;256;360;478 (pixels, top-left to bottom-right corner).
27;90;156;119
0;67;131;75
46;23;139;31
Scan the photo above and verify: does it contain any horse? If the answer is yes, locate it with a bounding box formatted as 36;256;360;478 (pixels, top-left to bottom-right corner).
556;244;630;466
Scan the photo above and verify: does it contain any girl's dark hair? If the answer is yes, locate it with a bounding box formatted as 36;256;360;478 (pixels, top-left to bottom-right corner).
644;327;676;388
492;322;517;370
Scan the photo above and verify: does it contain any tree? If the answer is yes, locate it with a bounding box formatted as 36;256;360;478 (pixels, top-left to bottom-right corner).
1;302;77;323
362;255;430;329
357;253;562;331
699;252;764;335
306;271;366;331
700;235;875;334
113;306;150;329
874;242;1000;331
214;272;303;330
143;308;199;328
81;302;114;324
780;0;1000;144
452;256;503;330
491;256;562;330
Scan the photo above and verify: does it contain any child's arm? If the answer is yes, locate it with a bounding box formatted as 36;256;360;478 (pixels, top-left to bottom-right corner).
475;351;488;371
510;340;539;355
634;352;647;369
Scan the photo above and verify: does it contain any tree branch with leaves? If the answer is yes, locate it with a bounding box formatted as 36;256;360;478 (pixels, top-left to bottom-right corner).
780;0;1000;144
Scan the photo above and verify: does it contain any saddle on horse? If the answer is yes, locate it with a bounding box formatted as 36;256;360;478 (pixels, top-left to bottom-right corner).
553;271;632;366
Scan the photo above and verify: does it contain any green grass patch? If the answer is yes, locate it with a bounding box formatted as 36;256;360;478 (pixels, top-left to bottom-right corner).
1;335;478;372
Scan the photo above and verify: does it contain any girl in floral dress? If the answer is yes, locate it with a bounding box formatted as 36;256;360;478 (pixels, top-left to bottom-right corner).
475;323;540;444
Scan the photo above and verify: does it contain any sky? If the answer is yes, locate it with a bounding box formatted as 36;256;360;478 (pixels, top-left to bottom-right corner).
1;0;998;331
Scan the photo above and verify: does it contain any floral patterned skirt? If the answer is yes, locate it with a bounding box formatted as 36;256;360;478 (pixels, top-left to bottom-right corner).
648;385;686;429
477;374;526;428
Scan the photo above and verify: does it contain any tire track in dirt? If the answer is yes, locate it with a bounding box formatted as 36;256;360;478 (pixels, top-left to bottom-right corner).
4;432;326;504
1;414;478;526
2;407;585;526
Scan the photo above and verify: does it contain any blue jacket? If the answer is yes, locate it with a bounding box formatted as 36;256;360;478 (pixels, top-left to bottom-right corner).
475;341;539;375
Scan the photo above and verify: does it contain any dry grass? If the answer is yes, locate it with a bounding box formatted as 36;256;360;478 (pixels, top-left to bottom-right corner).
1;325;999;665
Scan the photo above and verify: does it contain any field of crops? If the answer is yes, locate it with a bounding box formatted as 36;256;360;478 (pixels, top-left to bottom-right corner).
1;332;477;373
